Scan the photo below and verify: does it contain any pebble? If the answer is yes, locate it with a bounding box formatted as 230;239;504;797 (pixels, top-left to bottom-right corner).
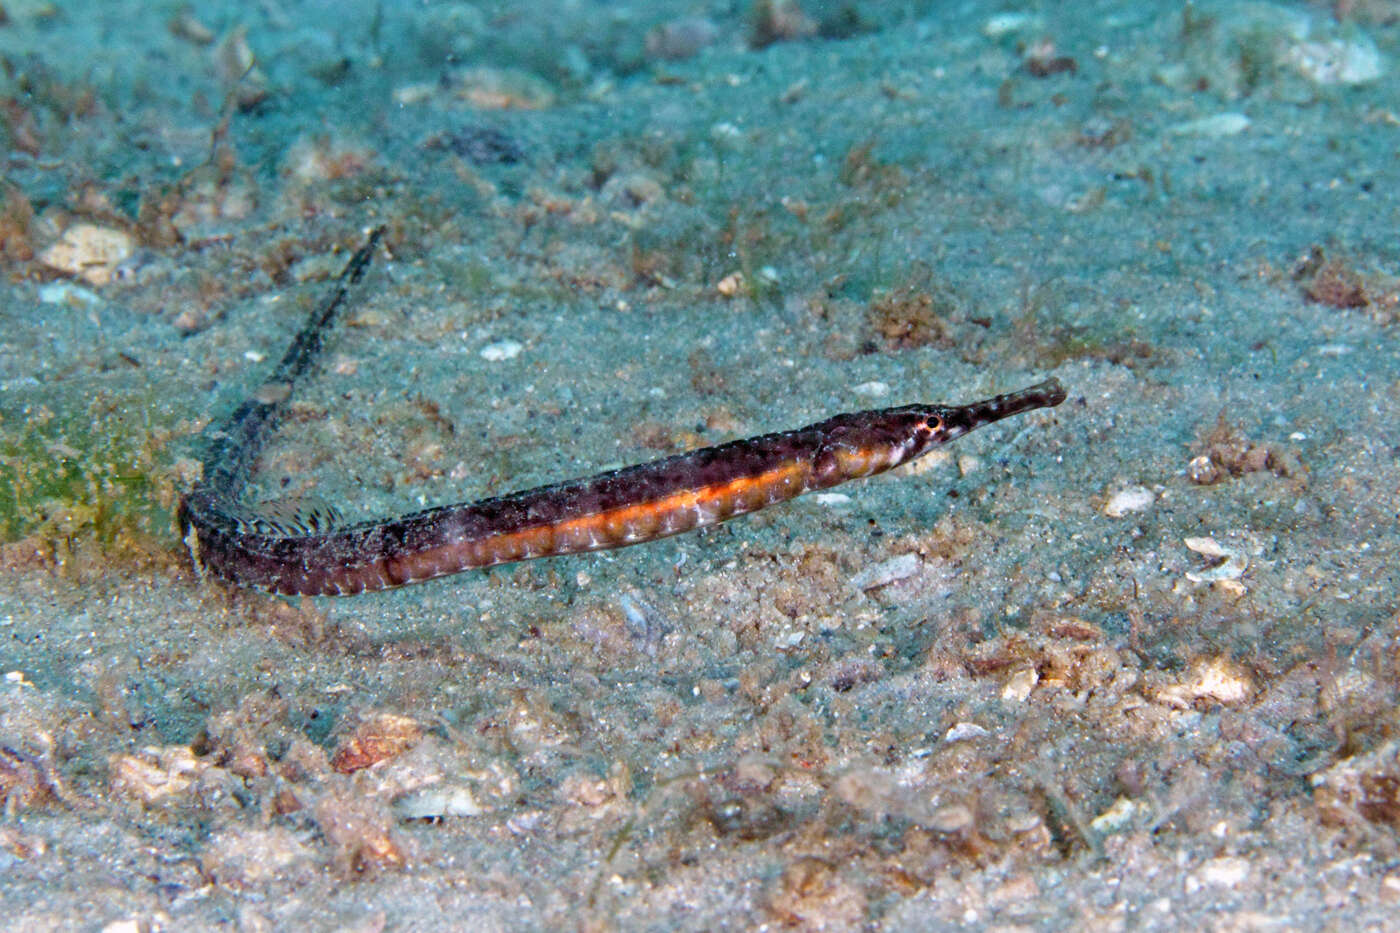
288;251;348;284
506;809;545;835
393;83;436;106
943;721;989;743
982;12;1042;39
716;271;745;297
1089;797;1137;834
37;280;101;308
1187;455;1220;485
1001;667;1038;702
1192;657;1253;704
330;712;424;774
479;339;523;361
1183;536;1247;586
1287;35;1384;85
444;66;555;110
1102;485;1153;517
38;223;133;286
774;629;806;651
1169;113;1251;138
849;553;920;590
108;745;202;804
901;449;950;477
1192;855;1251;890
1160;656;1253;708
393;784;484;820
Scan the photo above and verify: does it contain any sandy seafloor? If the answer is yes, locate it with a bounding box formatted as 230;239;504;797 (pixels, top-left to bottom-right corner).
2;0;1400;929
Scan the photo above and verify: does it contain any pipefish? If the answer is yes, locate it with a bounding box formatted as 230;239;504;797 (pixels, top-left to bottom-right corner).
179;228;1067;596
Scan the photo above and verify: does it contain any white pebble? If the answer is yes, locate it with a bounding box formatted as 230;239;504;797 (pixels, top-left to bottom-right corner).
1189;658;1252;705
1288;36;1384;85
944;722;989;743
1160;657;1253;708
393;784;484;819
479;339;523;361
1089;797;1137;834
1103;485;1154;518
1183;536;1228;558
1170;113;1251;138
774;629;806;651
982;12;1041;38
38;224;134;286
37;281;102;308
1183;536;1247;583
1195;855;1250;889
849;553;920;590
1001;667;1038;703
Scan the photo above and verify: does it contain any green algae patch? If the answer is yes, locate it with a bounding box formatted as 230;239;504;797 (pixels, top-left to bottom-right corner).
0;384;186;569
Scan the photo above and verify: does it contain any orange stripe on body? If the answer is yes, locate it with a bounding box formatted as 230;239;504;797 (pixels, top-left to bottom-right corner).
450;459;815;568
352;451;896;590
550;458;812;551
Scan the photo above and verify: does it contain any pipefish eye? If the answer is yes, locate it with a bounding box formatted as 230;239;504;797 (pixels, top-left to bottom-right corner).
911;415;941;443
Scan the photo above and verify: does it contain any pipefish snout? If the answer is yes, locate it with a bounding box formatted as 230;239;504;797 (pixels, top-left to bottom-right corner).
179;229;1067;596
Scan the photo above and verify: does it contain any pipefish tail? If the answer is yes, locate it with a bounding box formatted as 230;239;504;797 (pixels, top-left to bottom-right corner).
179;229;1067;596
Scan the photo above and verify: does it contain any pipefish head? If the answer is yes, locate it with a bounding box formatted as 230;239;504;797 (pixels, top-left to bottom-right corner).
935;375;1064;439
912;378;1068;448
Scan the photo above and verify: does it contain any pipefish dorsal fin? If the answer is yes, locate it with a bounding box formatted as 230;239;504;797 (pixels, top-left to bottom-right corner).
236;496;344;536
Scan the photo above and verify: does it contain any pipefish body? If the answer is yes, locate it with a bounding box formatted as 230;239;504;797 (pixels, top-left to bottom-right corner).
179;228;1067;596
